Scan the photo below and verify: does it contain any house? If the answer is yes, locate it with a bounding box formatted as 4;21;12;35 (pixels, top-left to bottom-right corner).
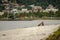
43;4;58;12
20;8;29;13
2;9;10;13
20;5;25;8
0;12;4;15
32;6;43;12
10;9;19;14
28;10;33;13
4;4;10;10
29;4;35;7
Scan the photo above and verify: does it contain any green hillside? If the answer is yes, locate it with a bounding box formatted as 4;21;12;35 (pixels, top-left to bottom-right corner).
17;0;60;9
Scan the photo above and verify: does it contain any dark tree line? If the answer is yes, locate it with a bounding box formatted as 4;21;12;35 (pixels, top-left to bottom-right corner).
0;0;60;10
17;0;60;10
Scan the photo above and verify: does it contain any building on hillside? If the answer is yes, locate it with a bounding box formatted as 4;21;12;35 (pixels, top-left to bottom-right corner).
32;6;43;13
20;8;29;13
43;4;58;12
28;10;33;13
10;9;19;14
2;3;10;14
29;4;35;7
20;5;25;8
3;4;9;10
3;9;10;17
0;12;4;15
14;4;20;8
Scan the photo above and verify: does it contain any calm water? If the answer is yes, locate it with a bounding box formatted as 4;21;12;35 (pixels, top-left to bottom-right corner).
0;20;60;31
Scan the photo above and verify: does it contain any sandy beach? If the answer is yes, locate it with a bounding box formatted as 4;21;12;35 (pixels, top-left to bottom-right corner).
0;25;60;40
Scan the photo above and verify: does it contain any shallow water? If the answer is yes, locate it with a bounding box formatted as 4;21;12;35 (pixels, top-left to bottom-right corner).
0;20;60;31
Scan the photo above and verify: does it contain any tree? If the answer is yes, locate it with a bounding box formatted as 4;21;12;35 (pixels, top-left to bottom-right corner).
37;12;43;18
16;0;60;10
42;12;48;17
48;11;54;17
15;13;20;18
55;11;60;17
0;5;5;11
2;12;8;18
8;13;15;19
56;0;60;10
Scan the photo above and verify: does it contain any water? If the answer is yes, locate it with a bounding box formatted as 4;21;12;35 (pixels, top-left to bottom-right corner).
0;20;60;31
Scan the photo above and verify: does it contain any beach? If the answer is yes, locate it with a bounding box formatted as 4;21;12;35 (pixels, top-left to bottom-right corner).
0;25;60;40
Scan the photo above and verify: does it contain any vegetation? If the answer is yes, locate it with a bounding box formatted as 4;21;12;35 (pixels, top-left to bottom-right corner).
0;10;60;20
55;11;60;17
2;12;8;18
46;26;60;40
17;0;60;10
0;0;60;20
0;0;60;10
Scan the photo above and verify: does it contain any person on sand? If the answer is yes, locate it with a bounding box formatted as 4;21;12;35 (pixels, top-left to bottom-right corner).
38;21;44;26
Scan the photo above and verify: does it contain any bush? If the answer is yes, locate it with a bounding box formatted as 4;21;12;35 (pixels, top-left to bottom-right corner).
55;11;60;17
46;27;60;40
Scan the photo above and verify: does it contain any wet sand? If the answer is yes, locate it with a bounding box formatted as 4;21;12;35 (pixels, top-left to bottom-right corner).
0;25;60;40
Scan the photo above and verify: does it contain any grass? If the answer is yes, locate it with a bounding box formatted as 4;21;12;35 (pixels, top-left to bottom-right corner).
46;26;60;40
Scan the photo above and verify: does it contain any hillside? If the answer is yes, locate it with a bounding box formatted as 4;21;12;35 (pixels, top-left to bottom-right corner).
16;0;60;9
0;0;60;10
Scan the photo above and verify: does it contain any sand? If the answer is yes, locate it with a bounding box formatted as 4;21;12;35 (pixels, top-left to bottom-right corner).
0;25;60;40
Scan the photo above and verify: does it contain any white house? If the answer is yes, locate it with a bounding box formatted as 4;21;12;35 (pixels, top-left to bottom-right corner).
20;8;29;13
28;10;33;13
32;6;43;12
29;4;35;7
20;5;25;8
0;12;4;15
43;4;58;12
11;9;19;14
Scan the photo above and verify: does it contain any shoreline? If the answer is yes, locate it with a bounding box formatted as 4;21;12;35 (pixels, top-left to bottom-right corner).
0;20;60;31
